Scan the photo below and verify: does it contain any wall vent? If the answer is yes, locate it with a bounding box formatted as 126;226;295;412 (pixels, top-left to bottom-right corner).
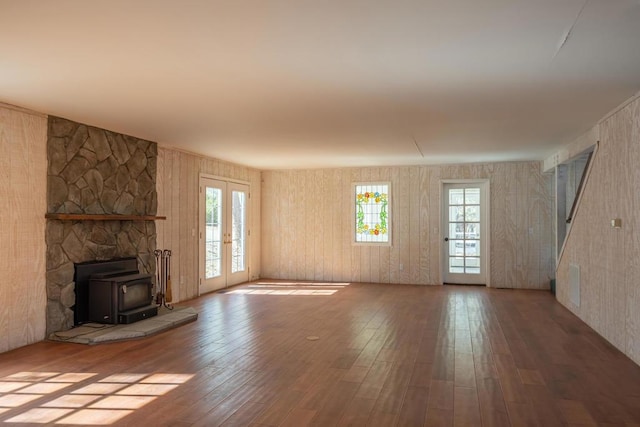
569;263;581;307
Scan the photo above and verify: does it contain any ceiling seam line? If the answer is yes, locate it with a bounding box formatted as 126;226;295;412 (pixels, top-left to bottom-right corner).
412;136;425;158
552;0;589;61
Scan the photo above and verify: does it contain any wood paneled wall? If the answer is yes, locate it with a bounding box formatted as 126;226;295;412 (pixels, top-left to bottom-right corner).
0;104;47;352
156;147;261;302
556;95;640;365
262;161;553;288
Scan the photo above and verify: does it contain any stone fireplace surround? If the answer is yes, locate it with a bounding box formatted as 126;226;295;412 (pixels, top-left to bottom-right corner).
45;116;158;335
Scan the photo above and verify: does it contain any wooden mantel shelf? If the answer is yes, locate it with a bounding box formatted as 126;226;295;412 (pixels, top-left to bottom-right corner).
46;213;166;221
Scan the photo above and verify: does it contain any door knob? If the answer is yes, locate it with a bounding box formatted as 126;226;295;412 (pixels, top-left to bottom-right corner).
444;237;449;242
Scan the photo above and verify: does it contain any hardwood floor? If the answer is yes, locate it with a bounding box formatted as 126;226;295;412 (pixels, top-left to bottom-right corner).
1;281;640;426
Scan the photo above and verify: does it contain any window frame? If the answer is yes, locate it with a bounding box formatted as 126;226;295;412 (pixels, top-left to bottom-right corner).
352;181;392;246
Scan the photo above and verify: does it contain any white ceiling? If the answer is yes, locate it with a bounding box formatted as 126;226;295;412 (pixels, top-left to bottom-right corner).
1;0;640;170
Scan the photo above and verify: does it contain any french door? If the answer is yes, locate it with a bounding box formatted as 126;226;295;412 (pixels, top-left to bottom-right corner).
442;181;489;285
199;176;249;294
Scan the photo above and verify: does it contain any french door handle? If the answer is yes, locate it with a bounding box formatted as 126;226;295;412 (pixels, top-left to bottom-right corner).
444;237;449;242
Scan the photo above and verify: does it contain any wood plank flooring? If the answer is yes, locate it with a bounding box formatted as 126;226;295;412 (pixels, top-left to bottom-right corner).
1;281;640;426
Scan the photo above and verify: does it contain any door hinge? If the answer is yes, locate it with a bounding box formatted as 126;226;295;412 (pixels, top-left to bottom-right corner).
199;278;202;285
199;186;202;194
248;229;250;236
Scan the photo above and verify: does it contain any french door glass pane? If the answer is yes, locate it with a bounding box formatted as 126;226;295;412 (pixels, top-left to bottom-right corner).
449;223;464;239
465;240;480;256
205;187;222;279
449;206;464;222
464;205;480;221
449;239;464;256
465;223;480;238
231;191;246;273
465;188;480;204
449;257;464;273
449;189;464;205
466;257;481;267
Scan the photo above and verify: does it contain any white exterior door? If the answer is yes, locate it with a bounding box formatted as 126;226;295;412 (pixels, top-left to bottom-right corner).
199;177;249;294
442;181;489;285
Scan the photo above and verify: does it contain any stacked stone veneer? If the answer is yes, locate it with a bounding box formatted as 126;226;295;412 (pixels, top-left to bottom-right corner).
46;116;158;335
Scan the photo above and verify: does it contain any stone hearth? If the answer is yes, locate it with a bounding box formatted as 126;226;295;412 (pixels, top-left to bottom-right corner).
45;117;158;335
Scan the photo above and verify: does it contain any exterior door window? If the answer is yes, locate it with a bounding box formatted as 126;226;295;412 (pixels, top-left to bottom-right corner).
442;181;488;285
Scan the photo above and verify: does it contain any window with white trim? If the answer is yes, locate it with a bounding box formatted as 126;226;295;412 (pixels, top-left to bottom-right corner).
354;183;391;244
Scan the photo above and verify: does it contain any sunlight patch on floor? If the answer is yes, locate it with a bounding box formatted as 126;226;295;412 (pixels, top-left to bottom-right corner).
0;383;28;393
56;409;133;425
89;395;156;410
0;394;42;407
227;281;351;296
16;383;72;394
116;384;179;396
0;371;194;425
6;408;74;424
42;395;102;408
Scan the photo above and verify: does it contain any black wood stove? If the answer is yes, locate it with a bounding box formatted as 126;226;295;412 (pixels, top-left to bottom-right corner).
74;257;157;325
